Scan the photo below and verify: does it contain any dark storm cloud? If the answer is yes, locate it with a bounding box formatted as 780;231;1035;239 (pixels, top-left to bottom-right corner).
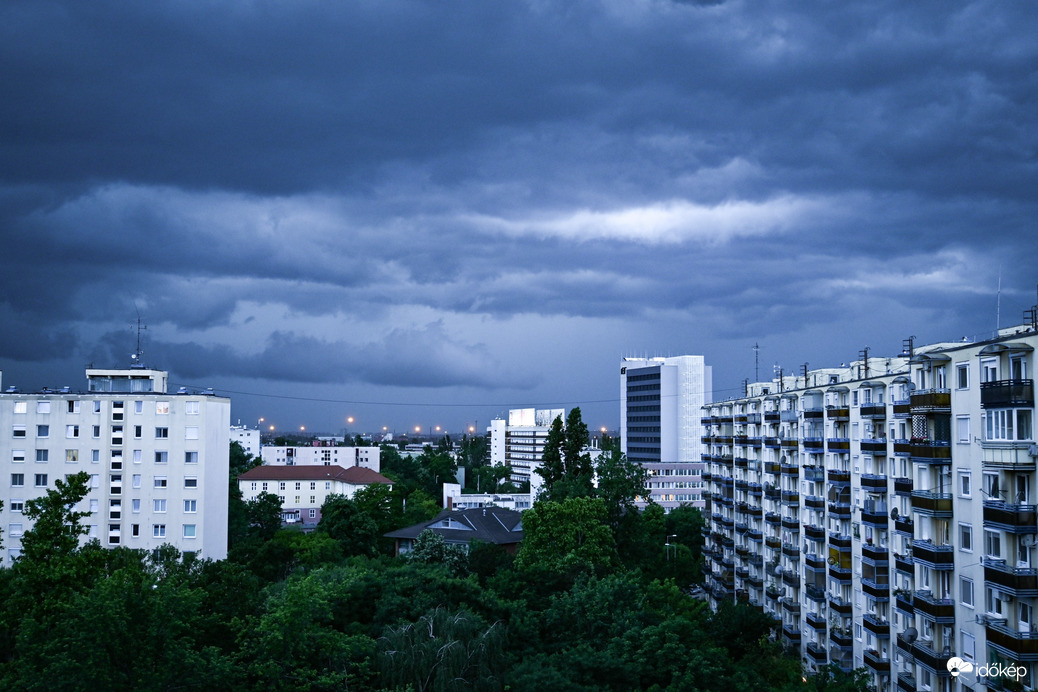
1;0;1036;429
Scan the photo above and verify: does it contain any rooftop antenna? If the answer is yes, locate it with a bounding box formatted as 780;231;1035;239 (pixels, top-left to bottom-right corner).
753;343;760;382
859;347;870;379
996;264;1002;333
131;307;147;368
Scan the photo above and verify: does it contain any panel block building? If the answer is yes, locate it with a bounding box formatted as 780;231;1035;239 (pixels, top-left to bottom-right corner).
621;355;712;510
0;366;230;566
488;408;565;487
700;324;1038;692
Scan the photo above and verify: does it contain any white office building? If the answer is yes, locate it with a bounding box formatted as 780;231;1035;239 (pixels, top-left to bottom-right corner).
488;408;565;486
620;355;712;510
0;366;230;566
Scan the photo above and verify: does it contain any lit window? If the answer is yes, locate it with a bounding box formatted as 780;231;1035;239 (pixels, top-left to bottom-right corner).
65;449;79;463
155;402;169;415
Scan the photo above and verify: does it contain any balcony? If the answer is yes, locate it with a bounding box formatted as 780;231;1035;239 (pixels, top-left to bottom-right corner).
781;516;800;531
780;462;799;475
829;533;851;550
781;490;799;505
830;625;852;646
863;648;891;673
895;591;914;615
780;439;799;450
861;508;889;528
861;474;888;491
804;495;824;510
827;438;850;451
893;476;913;496
984;558;1038;597
862;543;889;563
803;437;824;451
861;438;888;455
894;553;914;574
861;404;886;419
911;640;953;675
894;516;914;536
986;621;1038;661
804;524;825;542
984;500;1038;534
828;564;851;583
910;491;953;518
893;439;912;455
910;388;951;412
827;469;850;485
764;462;781;476
764;437;781;449
828;502;851;519
828;406;850;421
981;379;1034;409
912;540;955;569
897;672;917;692
862;578;890;600
781;624;801;645
765;512;781;526
892;399;911;418
781;597;801;615
806;642;828;664
913;590;955;623
910;439;951;464
805;585;826;603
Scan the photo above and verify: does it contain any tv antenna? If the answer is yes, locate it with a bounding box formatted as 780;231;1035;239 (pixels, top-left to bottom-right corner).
753;343;760;382
131;308;147;367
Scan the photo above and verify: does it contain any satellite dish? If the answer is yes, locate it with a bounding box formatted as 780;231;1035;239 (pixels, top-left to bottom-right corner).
903;627;918;644
1023;535;1036;548
827;557;837;566
890;507;900;520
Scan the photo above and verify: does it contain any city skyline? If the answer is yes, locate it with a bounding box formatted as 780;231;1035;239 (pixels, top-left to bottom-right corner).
1;1;1036;432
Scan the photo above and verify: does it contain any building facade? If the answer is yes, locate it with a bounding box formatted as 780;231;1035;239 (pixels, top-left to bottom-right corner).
488;408;565;486
238;464;393;527
621;355;712;510
230;423;261;458
0;366;230;566
260;444;380;472
700;325;1038;692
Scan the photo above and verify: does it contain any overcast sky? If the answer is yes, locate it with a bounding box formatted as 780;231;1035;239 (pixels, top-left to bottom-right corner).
2;0;1036;436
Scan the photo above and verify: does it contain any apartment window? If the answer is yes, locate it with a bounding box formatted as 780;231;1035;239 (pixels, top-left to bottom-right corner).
131;524;140;538
154;499;167;513
154;451;168;464
184;477;198;489
90;474;99;488
309;509;317;519
985;529;1001;559
12;425;26;438
155;427;169;439
325;482;331;490
34;474;47;487
8;524;23;537
91;449;100;463
185;451;198;464
987;587;1006;616
155;401;169;415
261;482;268;491
154;477;167;488
11;474;24;487
134;401;143;414
958;471;971;498
986;409;1033;441
294;495;300;503
183;524;196;539
984;472;999;499
92;400;101;413
959;524;973;552
132;499;141;513
111;402;124;421
279;482;286;491
962;630;975;660
185;401;199;415
132;474;141;488
36;401;51;414
956;416;971;444
185;427;198;440
35;449;48;462
982;358;998;383
310;482;316;491
12;450;24;463
309;495;316;504
36;425;49;438
65;449;79;463
92;425;101;438
90;499;99;512
295;482;301;491
13;402;26;414
134;425;142;439
153;524;166;538
133;449;142;464
956;363;970;389
67;400;79;414
111;425;123;445
9;500;23;513
66;425;79;439
184;499;197;513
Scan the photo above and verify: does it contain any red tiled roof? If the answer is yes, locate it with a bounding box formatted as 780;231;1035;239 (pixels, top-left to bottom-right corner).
238;464;392;485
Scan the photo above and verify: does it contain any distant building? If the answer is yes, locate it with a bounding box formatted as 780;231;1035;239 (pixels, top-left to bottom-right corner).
620;355;712;510
488;408;565;485
0;365;230;565
260;444;380;472
442;482;533;512
230;423;260;458
385;506;524;556
237;464;392;527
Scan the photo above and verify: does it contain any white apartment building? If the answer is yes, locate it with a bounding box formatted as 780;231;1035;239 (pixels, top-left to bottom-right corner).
700;323;1038;692
260;444;380;472
488;408;565;486
230;423;261;458
237;464;392;526
621;355;712;510
0;366;230;566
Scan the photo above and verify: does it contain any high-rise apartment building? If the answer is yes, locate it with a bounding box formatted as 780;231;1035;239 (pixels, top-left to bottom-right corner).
0;366;230;566
700;324;1038;692
621;355;712;510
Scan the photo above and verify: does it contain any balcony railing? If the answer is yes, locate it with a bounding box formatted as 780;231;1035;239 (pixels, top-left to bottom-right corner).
911;491;954;517
912;540;955;569
861;473;888;490
863;648;891;673
894;476;913;495
861;404;886;419
913;590;955;623
910;388;951;411
983;500;1038;534
827;438;850;451
911;640;953;674
986;620;1038;660
981;379;1034;409
984;557;1038;597
910;439;952;463
861;438;888;454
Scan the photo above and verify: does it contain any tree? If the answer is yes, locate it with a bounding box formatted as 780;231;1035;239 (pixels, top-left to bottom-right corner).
535;415;565;493
562;407;592;479
405;530;468;576
18;471;91;565
515;497;617;575
245;492;284;542
317;494;381;558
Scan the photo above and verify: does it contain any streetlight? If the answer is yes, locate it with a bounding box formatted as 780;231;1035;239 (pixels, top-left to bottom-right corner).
665;534;678;561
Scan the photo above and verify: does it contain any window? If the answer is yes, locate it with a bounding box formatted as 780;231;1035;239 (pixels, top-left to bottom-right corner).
90;498;99;512
12;425;26;438
9;501;23;513
184;477;198;489
8;524;23;537
155;427;169;439
261;482;268;491
133;425;142;439
92;400;101;413
154;477;167;488
959;471;971;498
956;416;971;443
34;474;47;487
11;474;24;487
985;529;1002;559
36;425;49;438
91;449;100;463
185;451;198;464
67;400;79;414
183;524;196;539
962;630;975;660
110;425;123;445
185;427;198;440
155;401;169;415
11;450;24;463
279;482;286;491
13;402;26;414
310;482;316;491
131;524;140;538
325;482;331;490
185;401;199;415
295;482;301;491
132;499;141;513
184;499;197;513
154;499;167;513
65;449;79;463
134;401;143;414
132;474;141;488
982;359;998;383
956;363;970;389
152;524;166;538
66;425;79;439
960;524;973;552
111;402;124;421
36;401;51;414
154;451;168;464
92;425;101;438
987;587;1006;616
35;449;48;462
294;495;300;503
310;495;316;504
133;450;142;464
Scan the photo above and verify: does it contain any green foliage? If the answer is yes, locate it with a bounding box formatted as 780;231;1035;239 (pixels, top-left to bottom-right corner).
18;470;91;566
405;530;468;576
317;494;381;558
535;415;565;491
515;497;617;575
